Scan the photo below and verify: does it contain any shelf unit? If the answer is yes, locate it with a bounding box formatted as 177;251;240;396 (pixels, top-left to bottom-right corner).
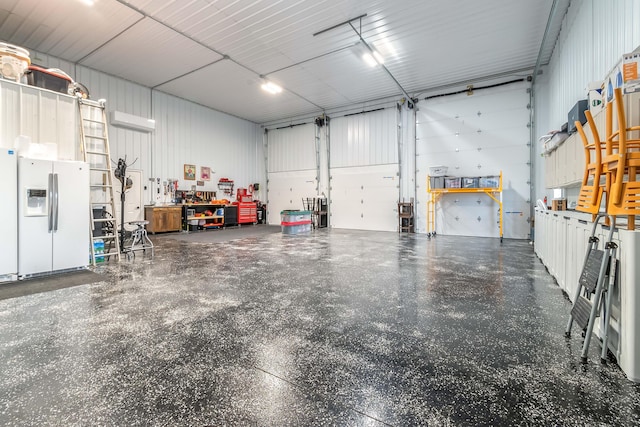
398;199;414;233
317;198;328;228
217;179;234;197
427;171;503;242
182;203;226;231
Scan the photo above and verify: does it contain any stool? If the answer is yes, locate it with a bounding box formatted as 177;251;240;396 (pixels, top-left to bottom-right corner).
128;220;154;256
575;111;605;219
605;88;640;230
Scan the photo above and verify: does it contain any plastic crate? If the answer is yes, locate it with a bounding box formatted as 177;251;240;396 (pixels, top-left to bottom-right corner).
281;210;312;234
429;166;448;177
282;223;312;235
445;177;461;188
280;210;312;223
25;65;72;94
462;177;479;188
479;176;499;188
430;176;445;189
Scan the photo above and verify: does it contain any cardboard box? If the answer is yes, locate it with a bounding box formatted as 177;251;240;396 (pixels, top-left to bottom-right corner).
605;52;640;101
587;81;604;115
552;199;566;211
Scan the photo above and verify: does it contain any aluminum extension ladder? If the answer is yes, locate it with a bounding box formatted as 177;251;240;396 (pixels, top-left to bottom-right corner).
78;98;121;265
565;213;618;364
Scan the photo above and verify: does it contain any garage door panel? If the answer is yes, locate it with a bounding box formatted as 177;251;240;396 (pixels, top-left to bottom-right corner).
267;170;316;225
415;82;531;239
436;194;501;238
330;164;399;232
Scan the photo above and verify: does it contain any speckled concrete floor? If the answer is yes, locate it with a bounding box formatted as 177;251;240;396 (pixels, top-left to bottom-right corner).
1;229;639;426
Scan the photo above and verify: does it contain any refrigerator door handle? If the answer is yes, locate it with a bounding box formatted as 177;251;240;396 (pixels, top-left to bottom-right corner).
53;173;59;232
48;173;54;232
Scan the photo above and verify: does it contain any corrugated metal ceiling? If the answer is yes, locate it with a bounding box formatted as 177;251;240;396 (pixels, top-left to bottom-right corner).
0;0;569;124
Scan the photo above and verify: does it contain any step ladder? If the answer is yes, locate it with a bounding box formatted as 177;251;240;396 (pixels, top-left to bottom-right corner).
565;213;618;364
78;98;121;265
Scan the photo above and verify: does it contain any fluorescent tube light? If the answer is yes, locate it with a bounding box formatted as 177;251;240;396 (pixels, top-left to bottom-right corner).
261;81;282;94
362;52;377;67
363;50;384;67
372;50;384;65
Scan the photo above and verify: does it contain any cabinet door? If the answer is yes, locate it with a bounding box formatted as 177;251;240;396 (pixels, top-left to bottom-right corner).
144;208;154;232
545;151;556;189
150;208;166;233
168;208;182;231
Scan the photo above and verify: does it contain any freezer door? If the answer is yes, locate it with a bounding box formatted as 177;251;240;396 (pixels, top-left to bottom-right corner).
18;158;53;276
0;150;18;278
52;161;90;271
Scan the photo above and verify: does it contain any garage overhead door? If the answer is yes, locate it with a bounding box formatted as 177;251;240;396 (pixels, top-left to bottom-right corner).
330;109;399;232
416;82;531;239
266;124;317;225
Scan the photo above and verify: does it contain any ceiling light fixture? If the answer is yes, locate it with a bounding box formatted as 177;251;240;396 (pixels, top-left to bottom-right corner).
261;81;282;94
80;0;95;5
362;50;384;67
314;14;415;107
362;52;377;67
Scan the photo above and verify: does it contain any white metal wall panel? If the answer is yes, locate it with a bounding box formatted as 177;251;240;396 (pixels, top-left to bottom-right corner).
416;82;531;239
0;79;77;160
75;66;153;200
267;124;316;173
330;164;399;232
266;123;317;224
0;81;19;149
30;49;77;81
153;91;263;200
76;67;262;204
266;170;317;225
534;0;640;204
330;109;398;168
328;108;399;232
541;0;640;131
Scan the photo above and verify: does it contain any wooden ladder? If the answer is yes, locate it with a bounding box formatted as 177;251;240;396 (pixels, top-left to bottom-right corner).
78;98;121;265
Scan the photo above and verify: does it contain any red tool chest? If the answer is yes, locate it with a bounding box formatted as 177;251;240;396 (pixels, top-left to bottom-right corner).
236;202;257;224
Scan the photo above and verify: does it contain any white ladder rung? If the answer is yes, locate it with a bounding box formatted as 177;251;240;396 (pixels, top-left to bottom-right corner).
82;118;105;124
92;235;117;241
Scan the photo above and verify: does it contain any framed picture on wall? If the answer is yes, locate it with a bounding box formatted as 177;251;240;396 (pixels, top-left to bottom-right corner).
184;164;196;180
201;166;211;181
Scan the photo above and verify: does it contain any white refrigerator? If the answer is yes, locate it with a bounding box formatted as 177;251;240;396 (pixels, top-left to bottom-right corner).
0;149;18;281
18;158;90;278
